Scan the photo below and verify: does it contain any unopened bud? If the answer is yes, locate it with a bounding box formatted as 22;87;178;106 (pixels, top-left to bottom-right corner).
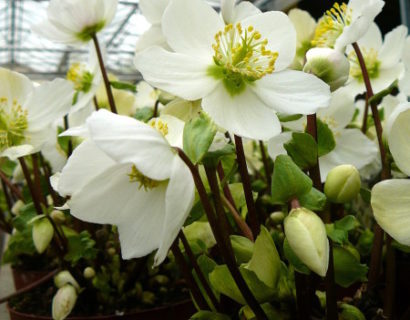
303;48;350;92
51;210;66;224
284;207;329;276
142;291;156;305
32;218;54;254
107;247;116;256
83;267;96;279
54;271;80;291
324;165;361;203
52;284;77;320
270;211;285;225
11;200;25;216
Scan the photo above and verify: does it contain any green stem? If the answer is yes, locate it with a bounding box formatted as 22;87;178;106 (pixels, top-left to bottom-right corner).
92;34;118;114
234;135;260;236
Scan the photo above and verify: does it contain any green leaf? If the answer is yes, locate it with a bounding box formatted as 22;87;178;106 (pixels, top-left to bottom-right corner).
0;159;16;176
183;113;217;165
326;216;358;245
316;119;336;157
284;132;318;169
277;113;303;122
2;228;36;264
209;265;276;304
339;303;366;320
299;187;327;211
271;155;312;204
240;303;283;320
230;235;254;264
65;231;97;266
182;222;216;255
12;204;37;232
334;215;357;231
134;107;154;123
246;226;281;289
283;238;311;275
333;246;368;287
191;311;230;320
110;80;137;92
359;187;371;204
356;229;374;256
202;144;236;168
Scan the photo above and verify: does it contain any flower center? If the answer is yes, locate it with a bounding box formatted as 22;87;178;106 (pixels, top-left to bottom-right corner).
76;21;106;42
312;3;352;48
319;115;340;138
128;165;161;191
348;48;380;82
148;119;169;137
208;23;278;96
67;63;94;93
0;97;28;152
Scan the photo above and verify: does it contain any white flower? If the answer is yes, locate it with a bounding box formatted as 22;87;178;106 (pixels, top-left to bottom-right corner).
346;23;407;96
371;179;410;246
400;36;410;96
220;0;261;25
134;0;330;140
33;0;118;46
0;68;74;160
53;110;193;265
288;8;317;70
67;45;102;113
385;102;410;176
267;88;378;181
135;0;171;52
135;81;161;109
312;0;385;51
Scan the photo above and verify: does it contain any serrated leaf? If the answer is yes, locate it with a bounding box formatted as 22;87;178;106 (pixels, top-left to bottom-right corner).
326;224;348;244
271;155;312;204
333;246;368;287
183;113;217;165
299;187;327;211
284;132;318;169
283;238;311;275
65;231;97;266
316;119;336;157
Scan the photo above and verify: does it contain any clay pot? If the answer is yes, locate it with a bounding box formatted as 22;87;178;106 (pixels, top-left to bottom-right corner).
11;269;50;291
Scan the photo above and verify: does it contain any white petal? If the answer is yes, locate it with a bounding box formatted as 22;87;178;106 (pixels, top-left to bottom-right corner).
202;86;281;140
319;129;379;181
0;68;33;107
370;63;405;93
231;2;261;23
221;0;235;23
139;0;170;24
386;102;410;175
162;0;224;58
159;115;185;148
135;25;169;52
0;145;34;161
252;70;331;115
87;110;175;181
372;179;410;246
267;132;292;160
379;25;408;68
240;11;296;72
57;139;116;197
154;156;195;265
26;79;74;131
32;21;82;46
102;0;118;27
288;9;316;47
134;46;218;101
355;23;383;52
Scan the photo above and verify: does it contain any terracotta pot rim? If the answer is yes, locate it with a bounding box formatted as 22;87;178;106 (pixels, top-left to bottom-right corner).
7;299;194;320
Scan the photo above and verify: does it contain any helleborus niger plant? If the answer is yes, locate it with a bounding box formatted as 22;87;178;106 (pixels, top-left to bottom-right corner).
2;0;410;319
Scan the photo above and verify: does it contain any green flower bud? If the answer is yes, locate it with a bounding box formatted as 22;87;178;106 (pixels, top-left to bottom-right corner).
150;275;170;286
51;210;66;224
142;291;156;305
52;284;77;320
32;218;54;254
83;267;96;279
107;247;116;256
54;271;80;291
284;208;329;277
11;200;25;216
303;48;350;92
270;211;285;225
324;165;361;203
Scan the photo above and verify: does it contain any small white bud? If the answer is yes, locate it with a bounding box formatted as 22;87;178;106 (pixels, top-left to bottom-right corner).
32;218;54;254
324;165;361;203
303;48;350;92
83;267;96;279
284;207;329;277
11;200;25;216
54;271;80;291
52;284;77;320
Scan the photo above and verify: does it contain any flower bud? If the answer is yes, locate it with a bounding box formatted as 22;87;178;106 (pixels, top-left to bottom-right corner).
284;207;329;276
83;267;96;279
52;284;77;320
324;165;361;203
32;218;54;254
270;211;285;225
303;48;350;92
11;200;25;216
51;210;66;224
54;271;80;291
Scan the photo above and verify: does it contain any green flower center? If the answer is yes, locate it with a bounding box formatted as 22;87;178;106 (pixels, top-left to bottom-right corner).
312;3;352;48
208;23;278;96
76;21;106;42
128;165;161;191
348;48;381;82
66;63;94;93
0;97;28;152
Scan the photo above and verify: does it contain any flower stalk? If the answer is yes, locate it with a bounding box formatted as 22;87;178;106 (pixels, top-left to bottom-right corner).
92;34;118;114
259;141;272;189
